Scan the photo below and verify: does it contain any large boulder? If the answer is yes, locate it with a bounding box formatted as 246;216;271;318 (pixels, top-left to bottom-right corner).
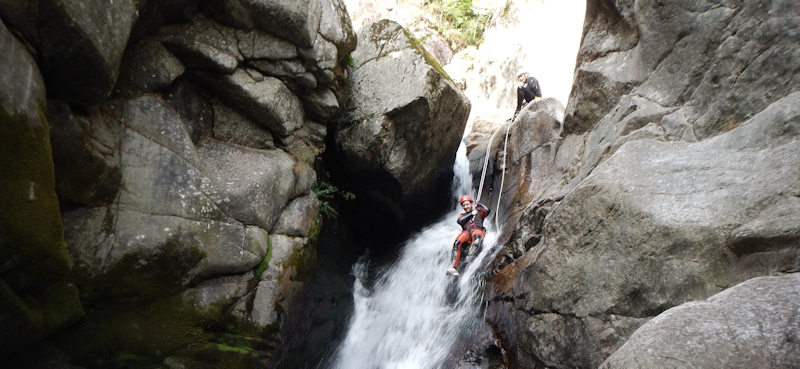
601;273;800;369
333;20;470;240
0;0;138;105
0;19;83;357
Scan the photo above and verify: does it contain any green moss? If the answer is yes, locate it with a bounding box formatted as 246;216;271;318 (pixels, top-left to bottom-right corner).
0;104;85;354
89;235;205;301
254;236;273;279
343;53;356;69
307;216;322;245
0;104;71;290
57;286;273;369
113;351;162;368
286;242;317;282
215;343;258;356
403;29;454;83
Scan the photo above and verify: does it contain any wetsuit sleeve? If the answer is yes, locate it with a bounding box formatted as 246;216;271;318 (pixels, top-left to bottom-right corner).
515;87;524;113
457;212;473;227
530;77;542;97
476;203;491;218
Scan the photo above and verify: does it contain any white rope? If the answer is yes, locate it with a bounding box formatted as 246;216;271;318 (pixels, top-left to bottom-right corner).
470;116;516;232
474;128;501;204
494;119;514;231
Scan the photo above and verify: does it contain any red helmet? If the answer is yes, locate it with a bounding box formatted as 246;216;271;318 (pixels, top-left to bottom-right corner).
459;195;473;205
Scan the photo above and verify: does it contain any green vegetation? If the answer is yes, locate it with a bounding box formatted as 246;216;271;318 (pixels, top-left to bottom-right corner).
404;29;454;83
425;0;501;49
344;53;356;69
253;237;273;278
215;343;259;356
312;181;355;219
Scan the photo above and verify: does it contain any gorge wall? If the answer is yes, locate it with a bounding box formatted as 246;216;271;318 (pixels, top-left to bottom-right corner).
481;0;800;368
0;1;468;368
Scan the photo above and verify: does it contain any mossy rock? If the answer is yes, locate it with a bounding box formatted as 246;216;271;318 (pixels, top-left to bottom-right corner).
56;290;274;369
0;105;71;290
0;105;84;356
74;234;206;302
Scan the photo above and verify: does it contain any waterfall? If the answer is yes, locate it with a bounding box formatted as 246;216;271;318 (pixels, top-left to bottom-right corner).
328;143;501;369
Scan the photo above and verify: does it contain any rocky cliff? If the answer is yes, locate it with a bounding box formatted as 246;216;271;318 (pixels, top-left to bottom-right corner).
0;1;469;368
482;1;800;368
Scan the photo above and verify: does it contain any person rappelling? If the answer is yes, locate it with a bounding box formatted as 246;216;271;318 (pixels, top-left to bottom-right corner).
447;195;491;276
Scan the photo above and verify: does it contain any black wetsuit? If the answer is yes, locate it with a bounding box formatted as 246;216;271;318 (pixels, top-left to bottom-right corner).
515;76;541;114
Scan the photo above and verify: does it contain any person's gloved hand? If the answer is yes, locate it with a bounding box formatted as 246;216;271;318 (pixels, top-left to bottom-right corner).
472;209;478;216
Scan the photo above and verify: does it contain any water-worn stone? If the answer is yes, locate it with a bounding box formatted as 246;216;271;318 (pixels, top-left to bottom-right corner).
601;273;800;369
116;38;185;95
47;101;121;206
334;20;470;239
201;0;322;49
302;88;341;122
236;27;298;60
160;14;242;73
195;68;304;137
0;18;83;357
273;193;320;237
183;273;254;311
211;99;275;149
319;0;357;57
242;234;307;326
197;140;297;232
282;121;328;165
0;0;137;105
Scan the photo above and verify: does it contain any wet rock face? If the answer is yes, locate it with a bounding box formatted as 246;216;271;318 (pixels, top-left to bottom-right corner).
486;1;800;368
333;19;471;241
0;0;357;366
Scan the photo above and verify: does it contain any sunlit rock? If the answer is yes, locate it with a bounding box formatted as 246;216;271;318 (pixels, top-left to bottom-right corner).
600;274;800;369
333;19;470;239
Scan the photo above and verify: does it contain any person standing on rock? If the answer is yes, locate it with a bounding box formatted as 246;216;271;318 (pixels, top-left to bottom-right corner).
448;195;491;276
514;69;541;116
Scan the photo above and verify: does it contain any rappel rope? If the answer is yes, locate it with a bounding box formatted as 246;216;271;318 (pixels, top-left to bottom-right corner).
473;117;517;232
494;119;515;231
474;128;501;204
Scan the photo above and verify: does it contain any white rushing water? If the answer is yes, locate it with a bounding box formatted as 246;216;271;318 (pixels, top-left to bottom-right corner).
329;143;501;369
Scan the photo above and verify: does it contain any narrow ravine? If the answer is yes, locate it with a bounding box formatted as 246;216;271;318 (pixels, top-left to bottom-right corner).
326;143;502;369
